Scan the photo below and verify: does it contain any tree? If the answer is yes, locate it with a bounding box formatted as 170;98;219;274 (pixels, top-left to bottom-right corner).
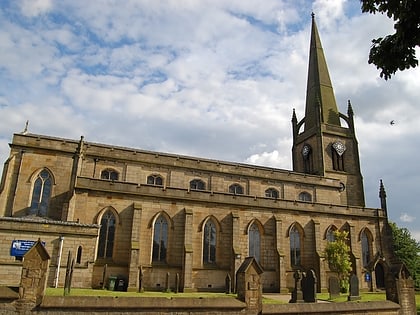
360;0;420;80
325;230;353;292
389;221;420;289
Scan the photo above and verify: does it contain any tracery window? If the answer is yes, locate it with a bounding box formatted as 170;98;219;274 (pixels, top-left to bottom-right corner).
298;192;312;202
249;222;261;262
203;219;216;264
101;169;119;181
265;188;279;199
98;210;116;259
29;169;53;217
152;215;168;263
190;179;205;191
229;183;244;195
361;229;372;268
290;225;301;267
147;174;163;186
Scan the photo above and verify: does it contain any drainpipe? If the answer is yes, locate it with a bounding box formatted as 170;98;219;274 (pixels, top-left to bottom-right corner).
54;236;64;288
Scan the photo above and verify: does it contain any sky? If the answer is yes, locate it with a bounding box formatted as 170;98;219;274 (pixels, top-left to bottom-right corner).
0;0;419;241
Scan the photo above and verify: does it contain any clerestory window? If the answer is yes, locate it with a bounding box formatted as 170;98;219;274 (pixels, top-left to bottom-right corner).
190;179;205;191
101;169;119;181
147;175;163;186
229;183;244;195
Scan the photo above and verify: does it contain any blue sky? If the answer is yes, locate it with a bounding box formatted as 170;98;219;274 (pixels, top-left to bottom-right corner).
1;0;419;240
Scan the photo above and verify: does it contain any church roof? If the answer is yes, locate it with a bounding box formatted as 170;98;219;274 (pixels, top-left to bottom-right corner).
304;14;340;131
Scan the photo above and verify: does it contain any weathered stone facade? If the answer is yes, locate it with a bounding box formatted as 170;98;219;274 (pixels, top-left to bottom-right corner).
0;16;397;295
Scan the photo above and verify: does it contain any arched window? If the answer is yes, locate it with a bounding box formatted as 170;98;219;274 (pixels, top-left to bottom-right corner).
76;246;83;264
290;225;301;267
332;142;345;171
147;174;163;186
326;226;337;242
361;229;372;267
265;188;279;199
190;179;205;191
298;192;312;202
302;144;313;174
152;215;168;263
229;183;244;195
98;210;116;259
203;219;216;264
101;169;119;181
249;222;261;262
30;169;53;217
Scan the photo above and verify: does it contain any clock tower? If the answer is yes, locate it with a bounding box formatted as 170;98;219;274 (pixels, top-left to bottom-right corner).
291;15;365;207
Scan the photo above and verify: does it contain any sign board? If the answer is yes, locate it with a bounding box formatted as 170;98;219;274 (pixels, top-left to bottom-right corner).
10;240;45;257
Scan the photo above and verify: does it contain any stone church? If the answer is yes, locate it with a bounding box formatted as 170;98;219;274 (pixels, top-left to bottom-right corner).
0;16;395;293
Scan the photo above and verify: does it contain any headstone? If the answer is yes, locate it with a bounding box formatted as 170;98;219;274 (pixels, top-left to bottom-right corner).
328;276;340;299
138;266;144;292
175;273;180;293
18;239;50;306
303;269;317;302
347;274;361;301
236;257;263;314
165;272;170;292
225;273;232;294
289;270;304;303
63;251;74;296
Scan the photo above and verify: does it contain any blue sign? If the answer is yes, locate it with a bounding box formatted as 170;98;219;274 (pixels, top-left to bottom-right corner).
10;240;45;257
364;272;371;282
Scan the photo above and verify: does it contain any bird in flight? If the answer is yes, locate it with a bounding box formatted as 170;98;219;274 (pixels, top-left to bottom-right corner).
390;120;395;126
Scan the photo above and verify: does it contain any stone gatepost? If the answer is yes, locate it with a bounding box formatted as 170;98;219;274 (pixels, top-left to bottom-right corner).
236;257;263;314
17;239;50;308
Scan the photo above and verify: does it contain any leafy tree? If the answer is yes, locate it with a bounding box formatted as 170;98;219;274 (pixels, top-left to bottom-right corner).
360;0;420;80
325;230;353;292
389;221;420;289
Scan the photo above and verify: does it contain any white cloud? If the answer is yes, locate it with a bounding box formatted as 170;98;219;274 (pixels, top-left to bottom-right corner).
19;0;53;17
400;213;416;223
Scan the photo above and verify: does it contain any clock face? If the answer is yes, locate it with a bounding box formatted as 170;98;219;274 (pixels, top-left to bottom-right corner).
302;144;311;157
332;141;346;156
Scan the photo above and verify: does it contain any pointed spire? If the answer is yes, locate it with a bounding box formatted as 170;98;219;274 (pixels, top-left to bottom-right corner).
304;14;340;131
379;179;388;217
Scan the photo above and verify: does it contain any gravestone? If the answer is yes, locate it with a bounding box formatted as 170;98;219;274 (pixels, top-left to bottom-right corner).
302;269;317;302
63;251;74;296
18;239;50;306
236;257;263;314
328;276;340;299
347;274;361;301
289;270;304;303
225;273;232;294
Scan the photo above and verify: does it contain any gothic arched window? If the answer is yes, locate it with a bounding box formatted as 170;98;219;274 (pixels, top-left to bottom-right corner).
152;215;168;263
249;222;261;262
229;183;244;195
101;169;119;181
265;188;279;199
98;210;116;259
361;229;372;267
190;179;205;191
30;169;53;217
203;219;216;264
326;226;337;242
147;174;163;186
290;225;302;267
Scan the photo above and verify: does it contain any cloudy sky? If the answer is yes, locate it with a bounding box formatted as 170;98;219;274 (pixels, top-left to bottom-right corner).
1;0;419;240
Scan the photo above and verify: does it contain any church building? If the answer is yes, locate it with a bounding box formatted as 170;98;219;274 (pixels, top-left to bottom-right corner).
0;16;394;293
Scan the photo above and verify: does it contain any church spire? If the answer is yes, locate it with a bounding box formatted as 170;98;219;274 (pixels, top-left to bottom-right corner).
304;14;340;131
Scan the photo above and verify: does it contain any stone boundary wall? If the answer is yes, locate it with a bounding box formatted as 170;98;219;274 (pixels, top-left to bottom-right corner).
0;296;401;315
